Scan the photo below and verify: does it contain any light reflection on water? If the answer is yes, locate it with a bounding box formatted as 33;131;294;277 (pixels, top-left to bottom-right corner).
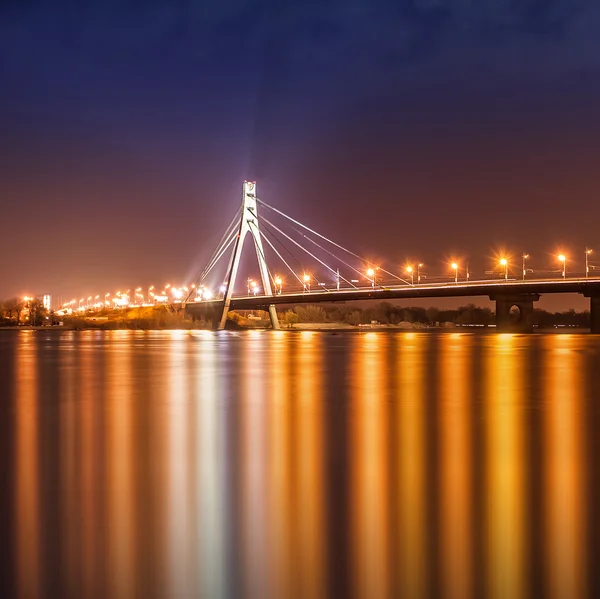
1;330;599;598
439;334;473;599
543;336;587;599
484;334;527;599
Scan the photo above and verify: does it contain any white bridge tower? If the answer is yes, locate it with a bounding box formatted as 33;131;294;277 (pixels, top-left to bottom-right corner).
219;181;280;330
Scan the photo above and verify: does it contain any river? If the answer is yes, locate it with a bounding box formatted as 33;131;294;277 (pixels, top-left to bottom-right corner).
0;330;599;598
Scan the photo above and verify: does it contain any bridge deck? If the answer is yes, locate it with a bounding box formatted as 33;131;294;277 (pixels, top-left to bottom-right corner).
186;278;600;312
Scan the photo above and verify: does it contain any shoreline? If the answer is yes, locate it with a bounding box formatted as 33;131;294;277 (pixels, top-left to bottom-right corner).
0;324;591;333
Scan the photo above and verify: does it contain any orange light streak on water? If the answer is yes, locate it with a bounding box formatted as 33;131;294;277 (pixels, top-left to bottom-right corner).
438;334;473;599
14;333;41;599
349;333;390;599
395;333;429;598
543;335;587;599
484;335;528;599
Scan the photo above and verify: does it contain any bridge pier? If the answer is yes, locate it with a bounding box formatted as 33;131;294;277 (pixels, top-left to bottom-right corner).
267;305;280;329
583;294;600;334
490;293;540;333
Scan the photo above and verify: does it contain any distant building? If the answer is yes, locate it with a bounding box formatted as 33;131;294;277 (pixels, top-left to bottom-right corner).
42;295;52;311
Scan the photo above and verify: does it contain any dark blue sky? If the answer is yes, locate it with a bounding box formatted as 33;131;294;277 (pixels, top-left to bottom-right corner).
1;1;600;308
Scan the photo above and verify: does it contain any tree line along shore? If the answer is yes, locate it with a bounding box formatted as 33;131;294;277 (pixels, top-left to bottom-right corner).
0;300;591;330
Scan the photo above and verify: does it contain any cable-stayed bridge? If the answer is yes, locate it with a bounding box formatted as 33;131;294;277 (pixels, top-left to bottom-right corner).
185;182;600;333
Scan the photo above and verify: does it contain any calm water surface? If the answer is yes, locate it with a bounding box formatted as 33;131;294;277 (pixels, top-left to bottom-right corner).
0;330;599;599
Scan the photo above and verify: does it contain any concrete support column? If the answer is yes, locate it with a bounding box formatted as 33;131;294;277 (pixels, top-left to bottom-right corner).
588;295;600;334
267;304;280;329
490;293;540;333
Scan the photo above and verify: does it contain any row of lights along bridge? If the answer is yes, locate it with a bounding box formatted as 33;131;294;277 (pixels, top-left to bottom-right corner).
57;248;596;314
254;249;596;292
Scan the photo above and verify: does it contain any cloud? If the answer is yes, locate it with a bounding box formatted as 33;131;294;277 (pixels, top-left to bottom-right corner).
1;0;600;92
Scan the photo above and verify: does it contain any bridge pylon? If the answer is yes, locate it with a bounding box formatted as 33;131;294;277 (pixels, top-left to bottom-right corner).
218;181;280;330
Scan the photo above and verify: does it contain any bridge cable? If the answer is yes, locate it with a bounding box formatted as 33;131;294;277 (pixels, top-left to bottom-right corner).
184;225;239;302
255;218;332;289
283;221;411;286
258;198;411;286
193;208;241;285
258;226;307;287
203;209;241;269
202;231;238;280
247;207;311;283
257;218;309;276
184;232;237;302
253;213;332;289
257;199;389;284
255;227;306;287
256;198;371;265
376;267;411;286
196;227;238;285
258;214;359;288
285;224;371;281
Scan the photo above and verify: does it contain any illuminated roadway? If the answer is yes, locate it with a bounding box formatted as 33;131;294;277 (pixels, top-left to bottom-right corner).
185;277;600;310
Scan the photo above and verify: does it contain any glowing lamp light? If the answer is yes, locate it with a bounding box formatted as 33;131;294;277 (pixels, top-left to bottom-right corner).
367;268;375;277
203;289;213;300
499;257;509;280
451;262;459;283
558;254;567;279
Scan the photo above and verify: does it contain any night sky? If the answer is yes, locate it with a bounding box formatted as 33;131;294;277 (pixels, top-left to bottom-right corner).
2;1;600;309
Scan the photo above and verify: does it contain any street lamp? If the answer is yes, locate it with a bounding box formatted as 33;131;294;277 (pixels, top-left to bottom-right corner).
367;267;375;288
451;262;458;283
275;276;282;294
558;254;566;279
586;248;593;278
251;281;259;296
303;273;311;292
417;263;423;283
522;254;529;280
406;265;414;285
247;278;253;296
499;258;508;280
